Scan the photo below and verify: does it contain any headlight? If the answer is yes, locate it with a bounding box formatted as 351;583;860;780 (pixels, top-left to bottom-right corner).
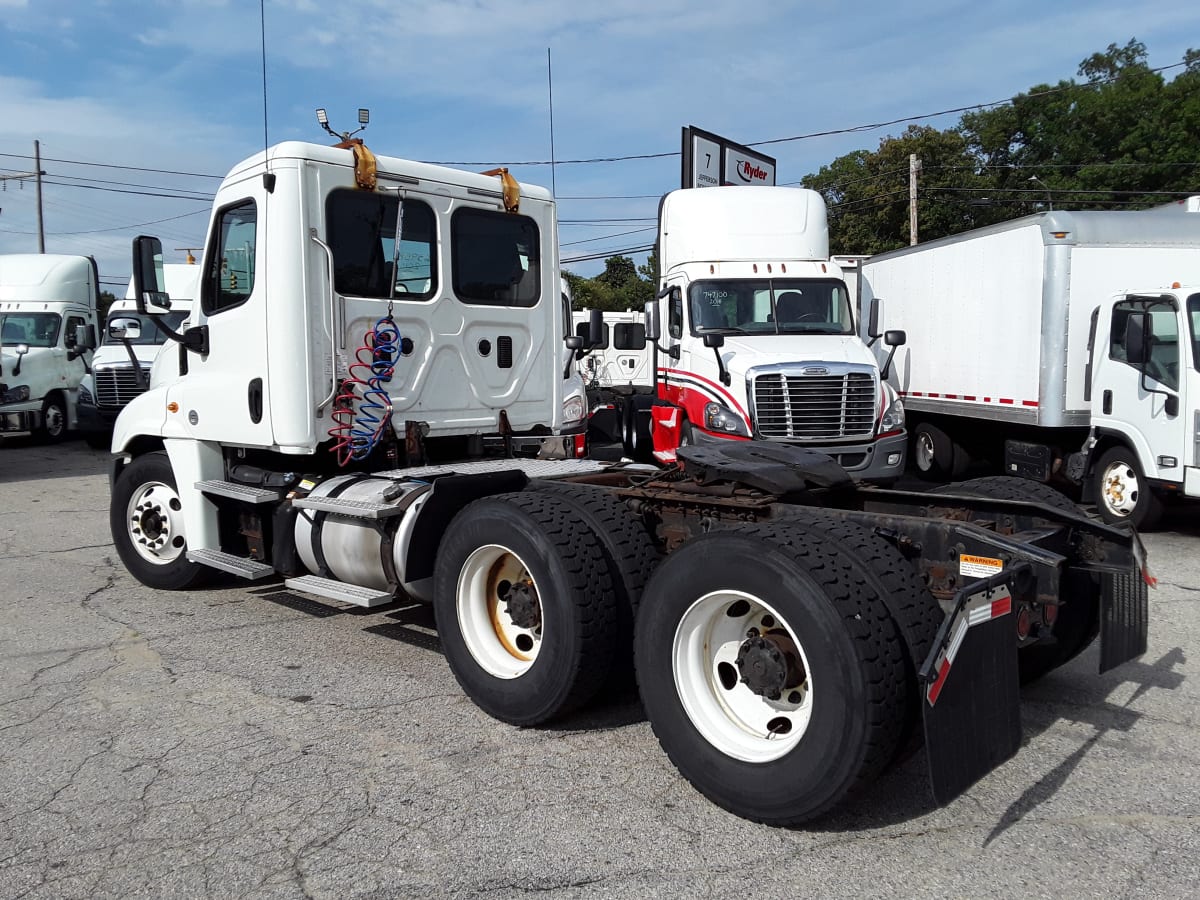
878;398;905;436
704;402;750;437
1;384;31;404
562;394;586;426
78;383;95;406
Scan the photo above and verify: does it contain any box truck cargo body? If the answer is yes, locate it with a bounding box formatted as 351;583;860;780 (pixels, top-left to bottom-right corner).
860;203;1200;527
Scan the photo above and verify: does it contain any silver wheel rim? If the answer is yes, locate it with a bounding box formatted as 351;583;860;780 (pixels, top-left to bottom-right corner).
126;481;187;564
915;431;936;471
1100;459;1139;518
456;544;543;679
44;404;65;437
673;590;814;763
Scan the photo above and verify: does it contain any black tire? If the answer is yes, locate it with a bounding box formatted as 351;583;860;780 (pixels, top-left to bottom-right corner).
634;524;908;825
83;431;111;451
36;395;68;443
932;476;1100;682
779;511;943;763
912;421;968;481
110;451;209;590
622;395;655;463
1094;445;1164;531
526;480;659;663
432;491;618;726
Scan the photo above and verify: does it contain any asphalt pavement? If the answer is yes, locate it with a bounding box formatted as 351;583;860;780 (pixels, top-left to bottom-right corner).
1;436;1198;899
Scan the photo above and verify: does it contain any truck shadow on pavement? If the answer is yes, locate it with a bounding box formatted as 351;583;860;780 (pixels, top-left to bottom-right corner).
813;643;1186;835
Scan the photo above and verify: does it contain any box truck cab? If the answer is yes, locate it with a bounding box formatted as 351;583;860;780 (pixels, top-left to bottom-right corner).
1087;284;1200;526
640;187;906;479
77;264;198;448
0;254;98;441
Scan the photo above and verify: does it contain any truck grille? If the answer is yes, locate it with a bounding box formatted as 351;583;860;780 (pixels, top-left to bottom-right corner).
94;364;151;409
752;371;876;441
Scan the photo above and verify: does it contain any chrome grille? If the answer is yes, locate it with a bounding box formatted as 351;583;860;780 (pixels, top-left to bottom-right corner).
94;364;151;409
753;371;876;441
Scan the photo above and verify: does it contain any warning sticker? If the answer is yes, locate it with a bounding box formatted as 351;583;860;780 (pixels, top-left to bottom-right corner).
959;554;1003;579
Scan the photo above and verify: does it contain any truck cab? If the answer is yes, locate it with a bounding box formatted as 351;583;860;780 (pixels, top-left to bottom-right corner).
0;254;98;441
1087;285;1200;525
77;264;198;448
643;187;906;480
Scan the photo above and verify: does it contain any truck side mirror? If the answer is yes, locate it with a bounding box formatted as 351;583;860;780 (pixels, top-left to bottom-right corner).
74;324;97;351
879;329;905;381
564;335;584;351
613;322;646;350
1124;313;1147;365
109;317;143;341
132;235;171;315
702;333;725;349
644;299;661;342
588;308;604;350
867;297;882;340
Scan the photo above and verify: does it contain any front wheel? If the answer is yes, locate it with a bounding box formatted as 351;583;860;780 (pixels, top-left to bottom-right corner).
110;451;208;590
912;421;968;481
635;525;908;825
36;395;68;443
1095;446;1163;530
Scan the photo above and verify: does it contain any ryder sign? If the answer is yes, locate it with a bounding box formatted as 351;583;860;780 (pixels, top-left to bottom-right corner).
681;125;776;188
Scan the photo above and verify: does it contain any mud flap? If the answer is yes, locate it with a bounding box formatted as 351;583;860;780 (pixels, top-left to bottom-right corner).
920;568;1025;806
1099;570;1149;674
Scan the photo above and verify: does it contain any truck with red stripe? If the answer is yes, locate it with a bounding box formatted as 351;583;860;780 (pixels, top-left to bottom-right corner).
108;130;1151;827
860;197;1200;528
617;186;907;481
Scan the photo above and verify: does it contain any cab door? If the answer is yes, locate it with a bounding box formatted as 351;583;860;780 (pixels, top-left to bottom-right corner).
1091;294;1188;480
169;186;273;447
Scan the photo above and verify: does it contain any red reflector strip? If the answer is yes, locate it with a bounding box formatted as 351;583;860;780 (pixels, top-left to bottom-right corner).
927;657;951;706
999;398;1014;405
1022;400;1039;407
991;595;1012;618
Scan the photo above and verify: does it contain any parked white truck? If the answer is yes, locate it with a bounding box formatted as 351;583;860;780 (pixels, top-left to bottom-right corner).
109;135;1149;826
77;264;199;448
860;203;1200;528
0;254;99;441
627;186;907;479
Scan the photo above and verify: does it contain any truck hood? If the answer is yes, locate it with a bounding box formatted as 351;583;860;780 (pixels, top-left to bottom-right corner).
0;346;64;401
717;334;879;378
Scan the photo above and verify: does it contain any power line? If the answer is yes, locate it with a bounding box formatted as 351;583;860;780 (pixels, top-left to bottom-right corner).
561;227;656;247
0;151;222;179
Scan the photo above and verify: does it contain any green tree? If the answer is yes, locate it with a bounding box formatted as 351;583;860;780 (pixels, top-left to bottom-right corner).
565;254;654;312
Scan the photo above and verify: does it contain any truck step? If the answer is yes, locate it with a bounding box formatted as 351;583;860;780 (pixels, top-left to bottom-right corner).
291;495;408;519
196;479;284;504
187;549;275;580
284;575;394;608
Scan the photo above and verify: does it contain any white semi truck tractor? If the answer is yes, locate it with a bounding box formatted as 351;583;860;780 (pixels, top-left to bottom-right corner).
109;136;1150;826
607;187;907;480
0;254;99;441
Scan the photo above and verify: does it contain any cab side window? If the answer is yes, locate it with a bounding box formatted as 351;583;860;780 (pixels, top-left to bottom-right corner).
452;208;540;307
1110;298;1179;390
204;201;257;315
668;293;682;339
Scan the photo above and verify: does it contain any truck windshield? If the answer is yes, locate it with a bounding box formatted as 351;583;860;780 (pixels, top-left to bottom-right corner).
688;279;853;335
1189;293;1200;373
0;312;61;348
103;311;188;346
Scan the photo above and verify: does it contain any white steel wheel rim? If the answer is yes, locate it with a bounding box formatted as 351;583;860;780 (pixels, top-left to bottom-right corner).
456;544;543;679
126;481;187;565
1100;459;1139;518
915;430;936;471
673;590;814;763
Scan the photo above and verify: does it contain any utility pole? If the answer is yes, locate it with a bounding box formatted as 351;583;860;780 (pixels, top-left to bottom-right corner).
35;140;45;253
909;153;921;246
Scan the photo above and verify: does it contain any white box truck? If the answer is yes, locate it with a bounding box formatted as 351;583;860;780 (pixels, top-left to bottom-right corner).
860;201;1200;527
77;263;199;448
108;135;1149;826
612;187;908;479
0;254;98;441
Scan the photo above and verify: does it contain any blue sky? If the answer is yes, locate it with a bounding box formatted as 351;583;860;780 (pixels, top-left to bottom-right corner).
1;0;1197;293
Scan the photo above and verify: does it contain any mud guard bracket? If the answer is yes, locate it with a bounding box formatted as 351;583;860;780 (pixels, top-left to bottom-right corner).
920;564;1029;805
